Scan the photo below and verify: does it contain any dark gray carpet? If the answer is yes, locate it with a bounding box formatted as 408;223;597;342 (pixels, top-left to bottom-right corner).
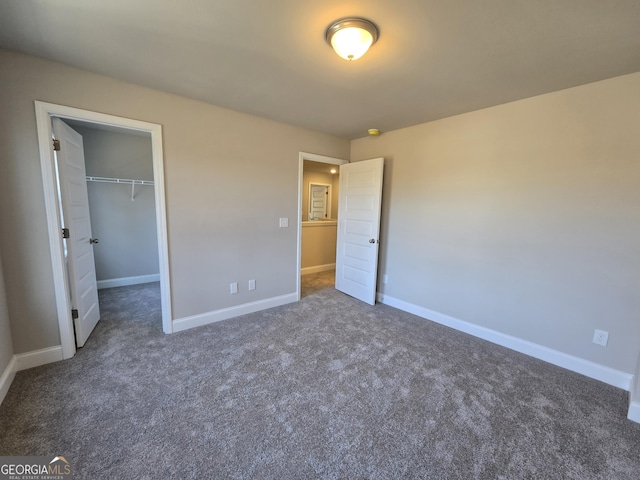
1;274;639;479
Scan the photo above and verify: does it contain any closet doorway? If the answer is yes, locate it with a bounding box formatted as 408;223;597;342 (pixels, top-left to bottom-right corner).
64;120;160;286
66;119;161;338
36;102;171;360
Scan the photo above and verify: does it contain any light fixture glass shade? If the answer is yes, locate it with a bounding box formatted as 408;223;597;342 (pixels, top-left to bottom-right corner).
331;27;373;61
326;18;379;61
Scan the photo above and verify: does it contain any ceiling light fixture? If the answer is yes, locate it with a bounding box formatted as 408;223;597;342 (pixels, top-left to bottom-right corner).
325;18;379;61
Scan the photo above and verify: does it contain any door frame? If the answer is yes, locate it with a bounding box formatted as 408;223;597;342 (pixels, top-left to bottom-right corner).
35;101;172;360
296;152;348;300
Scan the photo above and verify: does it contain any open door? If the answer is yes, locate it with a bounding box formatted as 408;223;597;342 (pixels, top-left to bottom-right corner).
335;157;384;305
52;118;100;347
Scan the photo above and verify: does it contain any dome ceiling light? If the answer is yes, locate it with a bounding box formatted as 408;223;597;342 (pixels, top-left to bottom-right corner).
325;18;379;61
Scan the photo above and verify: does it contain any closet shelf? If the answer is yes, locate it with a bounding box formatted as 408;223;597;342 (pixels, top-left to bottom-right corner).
86;176;154;185
86;176;154;201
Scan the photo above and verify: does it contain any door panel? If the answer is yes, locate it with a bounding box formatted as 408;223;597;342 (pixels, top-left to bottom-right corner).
52;118;100;347
335;158;384;305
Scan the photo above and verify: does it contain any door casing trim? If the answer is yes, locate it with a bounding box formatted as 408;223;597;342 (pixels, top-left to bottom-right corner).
35;101;172;359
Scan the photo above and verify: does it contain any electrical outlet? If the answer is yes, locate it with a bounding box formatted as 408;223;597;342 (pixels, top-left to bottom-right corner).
230;282;238;294
248;279;256;291
382;274;388;284
593;329;608;347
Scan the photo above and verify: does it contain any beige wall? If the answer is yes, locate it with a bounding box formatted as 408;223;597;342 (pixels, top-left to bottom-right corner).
351;72;640;374
301;163;339;270
301;223;337;269
0;250;13;377
0;48;349;354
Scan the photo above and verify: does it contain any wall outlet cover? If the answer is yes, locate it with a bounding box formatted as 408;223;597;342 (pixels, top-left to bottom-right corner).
593;329;609;347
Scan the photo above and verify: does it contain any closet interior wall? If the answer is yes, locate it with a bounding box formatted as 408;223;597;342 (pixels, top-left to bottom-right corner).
71;124;159;287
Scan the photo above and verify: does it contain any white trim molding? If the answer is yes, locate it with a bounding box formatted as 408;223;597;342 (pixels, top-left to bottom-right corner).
172;293;298;333
628;355;640;423
97;274;161;290
1;346;66;406
302;220;338;227
15;346;64;371
34;101;173;353
377;293;633;391
301;264;336;276
0;357;17;406
629;393;640;423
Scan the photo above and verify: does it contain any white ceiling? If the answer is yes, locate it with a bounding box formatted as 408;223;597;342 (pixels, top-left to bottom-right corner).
2;0;640;140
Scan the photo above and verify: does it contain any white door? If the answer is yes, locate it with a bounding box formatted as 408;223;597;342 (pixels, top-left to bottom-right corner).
335;158;384;305
52;118;100;347
310;184;328;219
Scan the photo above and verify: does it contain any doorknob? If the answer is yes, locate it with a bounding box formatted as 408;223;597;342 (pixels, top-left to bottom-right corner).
369;238;375;244
90;238;99;244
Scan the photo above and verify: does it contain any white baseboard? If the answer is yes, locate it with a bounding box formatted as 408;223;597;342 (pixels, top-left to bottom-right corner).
1;346;66;405
628;399;640;423
629;372;640;423
97;273;160;290
301;264;335;276
15;346;64;371
0;356;17;406
172;293;298;333
377;293;633;391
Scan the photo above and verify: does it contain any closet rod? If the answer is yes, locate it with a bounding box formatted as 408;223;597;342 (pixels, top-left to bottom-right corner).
85;176;154;201
85;176;154;186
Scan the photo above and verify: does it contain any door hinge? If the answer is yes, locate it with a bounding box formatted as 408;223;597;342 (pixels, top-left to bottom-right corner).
71;309;78;319
53;139;61;151
62;227;70;239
